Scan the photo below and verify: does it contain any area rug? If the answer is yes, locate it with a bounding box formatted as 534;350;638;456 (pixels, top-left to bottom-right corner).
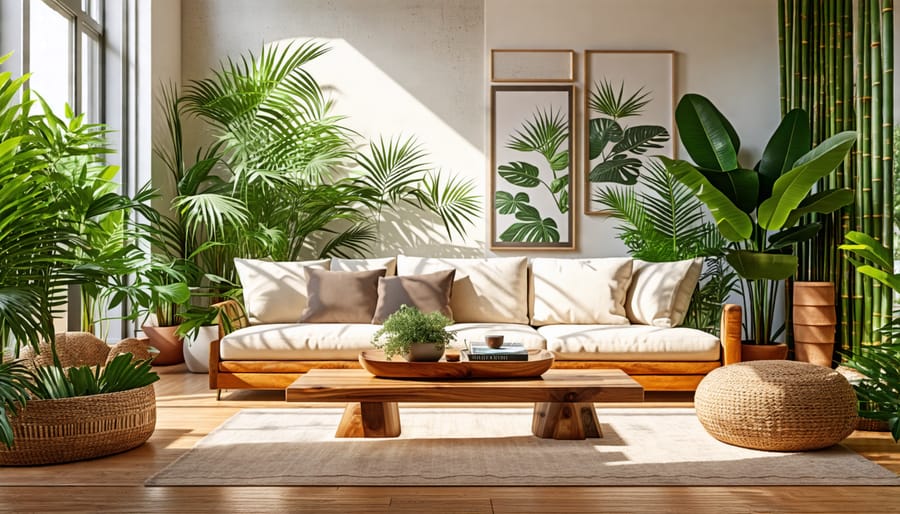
146;407;900;486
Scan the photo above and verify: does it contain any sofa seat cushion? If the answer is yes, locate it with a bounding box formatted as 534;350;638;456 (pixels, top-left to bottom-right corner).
220;323;383;360
446;323;545;350
537;325;720;361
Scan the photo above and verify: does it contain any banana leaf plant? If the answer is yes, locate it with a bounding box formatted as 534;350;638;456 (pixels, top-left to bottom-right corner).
660;94;857;344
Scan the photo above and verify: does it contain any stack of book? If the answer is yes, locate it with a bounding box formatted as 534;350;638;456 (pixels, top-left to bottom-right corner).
463;342;529;361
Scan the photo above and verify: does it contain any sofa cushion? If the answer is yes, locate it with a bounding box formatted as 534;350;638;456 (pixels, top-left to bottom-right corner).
536;324;720;361
627;258;703;327
397;256;529;324
372;269;456;324
234;258;330;324
299;268;385;323
331;257;397;276
446;323;545;350
530;258;634;326
220;323;383;360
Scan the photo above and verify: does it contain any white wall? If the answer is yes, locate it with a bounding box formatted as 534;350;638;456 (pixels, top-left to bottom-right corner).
180;0;486;257
485;0;781;257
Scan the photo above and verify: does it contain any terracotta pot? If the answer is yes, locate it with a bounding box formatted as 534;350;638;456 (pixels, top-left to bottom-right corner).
793;281;836;367
404;342;444;362
741;343;789;361
142;325;184;366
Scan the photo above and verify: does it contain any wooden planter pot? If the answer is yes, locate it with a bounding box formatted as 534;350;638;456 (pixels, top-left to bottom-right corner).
793;281;836;367
0;385;156;466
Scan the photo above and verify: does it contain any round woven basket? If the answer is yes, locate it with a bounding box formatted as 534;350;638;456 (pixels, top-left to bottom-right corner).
695;360;857;451
0;385;156;466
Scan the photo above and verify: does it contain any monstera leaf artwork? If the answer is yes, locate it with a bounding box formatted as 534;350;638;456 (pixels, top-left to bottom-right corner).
491;86;574;249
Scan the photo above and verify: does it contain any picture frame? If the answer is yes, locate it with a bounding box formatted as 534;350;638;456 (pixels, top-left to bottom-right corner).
490;49;576;83
583;50;675;215
490;85;576;250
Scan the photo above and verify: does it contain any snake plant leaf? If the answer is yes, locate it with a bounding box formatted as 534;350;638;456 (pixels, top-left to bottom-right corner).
658;156;752;241
757;131;856;230
841;230;894;269
674;94;740;171
495;191;529;215
498;161;541;188
589;155;641;184
782;188;854;228
588;118;624;159
611;125;669;155
696;167;759;213
726;250;798;280
767;222;822;250
757;109;811;202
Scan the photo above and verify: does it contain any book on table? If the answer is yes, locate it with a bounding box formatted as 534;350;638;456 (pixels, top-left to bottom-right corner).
463;342;529;361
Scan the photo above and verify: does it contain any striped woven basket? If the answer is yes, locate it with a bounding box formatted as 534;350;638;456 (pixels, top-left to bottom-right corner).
0;385;156;466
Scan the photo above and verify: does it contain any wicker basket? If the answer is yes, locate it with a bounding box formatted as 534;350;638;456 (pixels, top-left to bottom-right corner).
0;385;156;466
695;360;858;451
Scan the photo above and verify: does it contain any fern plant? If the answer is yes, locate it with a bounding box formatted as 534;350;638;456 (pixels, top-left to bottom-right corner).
594;161;738;333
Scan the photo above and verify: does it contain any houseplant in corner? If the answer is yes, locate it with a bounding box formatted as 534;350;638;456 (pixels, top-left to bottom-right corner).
372;305;455;362
660;94;856;357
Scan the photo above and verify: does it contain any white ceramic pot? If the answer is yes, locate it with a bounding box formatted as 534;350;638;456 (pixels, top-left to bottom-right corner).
183;325;218;373
404;342;444;362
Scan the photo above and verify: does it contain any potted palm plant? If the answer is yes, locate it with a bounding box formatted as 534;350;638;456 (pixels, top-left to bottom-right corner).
132;256;191;365
0;53;160;464
372;305;456;362
660;94;857;357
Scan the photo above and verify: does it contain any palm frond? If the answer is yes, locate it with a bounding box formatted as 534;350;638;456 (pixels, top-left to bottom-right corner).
416;171;481;240
353;136;431;206
506;108;568;162
588;79;652;119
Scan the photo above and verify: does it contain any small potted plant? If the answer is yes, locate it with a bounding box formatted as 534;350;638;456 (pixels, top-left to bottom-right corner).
372;305;455;362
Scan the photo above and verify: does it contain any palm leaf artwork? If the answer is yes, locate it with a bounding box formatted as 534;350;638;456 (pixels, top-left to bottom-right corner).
495;102;571;244
587;79;669;195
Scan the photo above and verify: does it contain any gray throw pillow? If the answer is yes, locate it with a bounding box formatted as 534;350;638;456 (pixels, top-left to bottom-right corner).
299;268;386;323
371;269;456;324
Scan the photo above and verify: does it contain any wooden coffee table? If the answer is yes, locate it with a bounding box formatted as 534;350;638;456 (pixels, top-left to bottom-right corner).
285;369;644;440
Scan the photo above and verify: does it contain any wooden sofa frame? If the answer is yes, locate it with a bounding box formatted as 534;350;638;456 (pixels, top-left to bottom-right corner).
208;301;743;397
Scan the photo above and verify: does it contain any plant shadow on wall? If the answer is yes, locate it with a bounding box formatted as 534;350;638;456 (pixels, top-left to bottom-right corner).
154;42;481;333
660;94;857;345
495;108;569;243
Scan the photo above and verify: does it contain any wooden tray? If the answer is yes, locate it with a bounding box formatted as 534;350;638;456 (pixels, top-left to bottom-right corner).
358;349;554;379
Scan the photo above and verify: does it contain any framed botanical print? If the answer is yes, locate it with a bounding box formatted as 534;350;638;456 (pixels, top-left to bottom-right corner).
583;50;675;215
490;85;575;250
490;49;576;83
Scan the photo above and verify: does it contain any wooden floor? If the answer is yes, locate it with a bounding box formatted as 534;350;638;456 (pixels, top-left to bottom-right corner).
0;365;898;513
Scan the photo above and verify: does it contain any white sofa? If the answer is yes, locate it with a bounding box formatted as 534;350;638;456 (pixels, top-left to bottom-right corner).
209;256;741;393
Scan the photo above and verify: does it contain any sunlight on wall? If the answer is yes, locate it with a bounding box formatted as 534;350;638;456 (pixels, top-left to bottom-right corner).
274;37;487;257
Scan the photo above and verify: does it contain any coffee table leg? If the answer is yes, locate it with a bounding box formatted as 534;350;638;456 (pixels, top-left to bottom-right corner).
532;402;601;440
336;401;401;438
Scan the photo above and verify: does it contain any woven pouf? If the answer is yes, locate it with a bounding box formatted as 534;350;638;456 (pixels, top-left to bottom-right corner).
695;360;858;451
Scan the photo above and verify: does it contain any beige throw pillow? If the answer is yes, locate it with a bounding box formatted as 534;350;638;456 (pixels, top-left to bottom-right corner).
331;257;397;276
299;268;386;323
397;256;529;324
371;269;456;324
234;258;330;324
530;258;634;326
626;258;704;327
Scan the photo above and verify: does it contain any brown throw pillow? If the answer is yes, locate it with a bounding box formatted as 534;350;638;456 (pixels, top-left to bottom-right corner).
371;269;456;324
299;268;386;323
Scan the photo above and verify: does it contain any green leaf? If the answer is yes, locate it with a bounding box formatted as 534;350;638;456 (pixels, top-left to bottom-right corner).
849;262;900;293
506;108;568;162
767;223;822;250
611;125;669;155
589;155;642;184
726;250;798;280
658;156;752;241
556;189;569;214
757;131;857;230
588;80;651;119
758;109;811;201
495;191;529;215
783;189;854;228
550;176;569;194
675;94;740;171
500;218;560;243
841;230;894;269
549;152;569;172
588;118;624;159
696;168;759;213
498;162;541;188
